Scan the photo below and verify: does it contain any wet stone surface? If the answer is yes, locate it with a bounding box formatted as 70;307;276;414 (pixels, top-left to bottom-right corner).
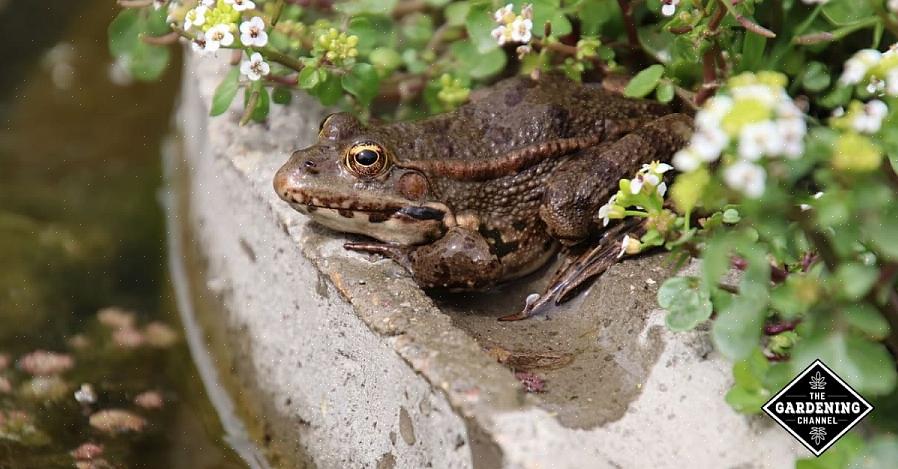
439;256;670;429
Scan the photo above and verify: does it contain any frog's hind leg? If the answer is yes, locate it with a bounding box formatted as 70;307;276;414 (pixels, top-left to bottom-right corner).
498;218;645;321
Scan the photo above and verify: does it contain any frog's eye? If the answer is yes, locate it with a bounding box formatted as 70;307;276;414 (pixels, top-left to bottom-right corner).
345;142;390;178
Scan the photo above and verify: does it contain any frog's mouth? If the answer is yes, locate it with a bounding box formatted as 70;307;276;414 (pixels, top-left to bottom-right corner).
282;190;450;245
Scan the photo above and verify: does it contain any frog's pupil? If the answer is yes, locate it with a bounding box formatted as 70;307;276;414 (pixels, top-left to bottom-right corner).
355;149;379;166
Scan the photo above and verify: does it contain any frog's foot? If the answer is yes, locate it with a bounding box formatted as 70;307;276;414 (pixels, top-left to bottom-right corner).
498;219;645;321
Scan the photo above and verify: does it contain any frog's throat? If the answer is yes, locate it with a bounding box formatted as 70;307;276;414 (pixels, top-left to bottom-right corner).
393;134;603;181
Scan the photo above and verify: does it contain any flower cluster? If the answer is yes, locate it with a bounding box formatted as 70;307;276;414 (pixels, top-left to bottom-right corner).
491;3;534;46
182;0;271;80
673;72;806;198
313;28;360;66
599;161;672;226
436;74;471;110
831;100;888;134
839;46;898;96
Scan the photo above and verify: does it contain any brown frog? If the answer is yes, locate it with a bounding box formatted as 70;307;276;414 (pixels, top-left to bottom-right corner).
274;74;692;319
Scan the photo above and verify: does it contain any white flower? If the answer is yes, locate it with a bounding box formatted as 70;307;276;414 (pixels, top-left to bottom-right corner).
696;95;733;130
724;161;767;198
490;3;533;46
657;182;668;197
731;84;777;107
887;68;898;96
778;118;806;159
240;52;270;81
630;178;644;195
509;17;533;43
618;235;641;258
840;49;882;85
190;32;212;56
598;194;617;227
690;128;729;162
493;3;514;23
200;0;214;6
184;5;207;30
661;0;680;17
153;0;165;10
738;121;780;160
225;0;255;11
239;16;268;47
890;0;898;13
205;24;235;53
673;148;702;172
801;0;829;4
852;100;888;134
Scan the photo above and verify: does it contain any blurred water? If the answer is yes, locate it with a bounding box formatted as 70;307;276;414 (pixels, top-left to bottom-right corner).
0;1;248;467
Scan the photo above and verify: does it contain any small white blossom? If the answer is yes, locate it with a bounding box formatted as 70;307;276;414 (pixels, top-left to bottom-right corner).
225;0;255;11
153;0;165;10
240;52;270;81
493;3;514;23
778;118;806;159
618;235;641;258
598;194;617;227
672;148;702;172
240;16;268;47
801;0;829;4
731;84;778;107
657;181;667;197
890;0;898;13
205;24;235;53
696;95;733;130
886;68;898;96
852;100;888;134
201;0;214;6
191;32;212;56
738;121;782;160
840;49;882;85
184;6;207;30
661;0;680;17
490;3;533;46
690;128;729;162
509;17;533;43
724;161;767;198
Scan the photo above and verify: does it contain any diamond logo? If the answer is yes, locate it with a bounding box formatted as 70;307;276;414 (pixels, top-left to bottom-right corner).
763;359;873;457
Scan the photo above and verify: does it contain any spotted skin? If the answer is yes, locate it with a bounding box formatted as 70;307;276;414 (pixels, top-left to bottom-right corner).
274;74;692;295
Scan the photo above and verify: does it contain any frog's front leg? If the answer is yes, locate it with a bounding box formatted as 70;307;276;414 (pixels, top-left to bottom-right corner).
344;226;502;290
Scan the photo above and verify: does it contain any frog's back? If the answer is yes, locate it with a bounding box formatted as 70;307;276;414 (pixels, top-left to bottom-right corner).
377;74;669;163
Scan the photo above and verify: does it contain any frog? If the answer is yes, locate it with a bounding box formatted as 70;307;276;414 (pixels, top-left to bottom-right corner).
273;74;693;319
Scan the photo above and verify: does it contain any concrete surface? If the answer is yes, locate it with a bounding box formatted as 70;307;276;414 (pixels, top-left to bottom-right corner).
173;53;805;468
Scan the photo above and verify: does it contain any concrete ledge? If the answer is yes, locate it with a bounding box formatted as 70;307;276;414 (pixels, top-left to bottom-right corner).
174;53;804;468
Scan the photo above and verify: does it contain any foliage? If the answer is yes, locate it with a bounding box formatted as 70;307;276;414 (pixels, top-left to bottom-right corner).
108;0;898;465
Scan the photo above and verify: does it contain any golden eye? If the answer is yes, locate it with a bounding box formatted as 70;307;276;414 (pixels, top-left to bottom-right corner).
345;142;389;178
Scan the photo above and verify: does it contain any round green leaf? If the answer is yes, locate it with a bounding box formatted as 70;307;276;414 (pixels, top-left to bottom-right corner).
792;332;897;396
342;63;381;107
658;276;713;332
833;263;878;301
624;65;665;99
842;304;891;340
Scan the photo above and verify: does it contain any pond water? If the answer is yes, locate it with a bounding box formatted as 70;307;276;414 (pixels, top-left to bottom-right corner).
0;1;250;467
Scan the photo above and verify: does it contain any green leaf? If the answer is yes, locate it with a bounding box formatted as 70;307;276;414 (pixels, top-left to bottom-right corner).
466;2;499;53
657;276;713;332
624;64;665;98
579;0;616;36
712;243;770;360
822;0;875;26
146;6;171;36
450;40;507;79
342;63;381;107
128;42;170;81
842;304;891;340
792;332;898;396
655;81;675;103
802;61;831;93
849;435;898;469
108;9;140;57
866;207;898;261
298;66;321;90
314;72;344;106
739;32;766;73
333;0;398;16
272;87;293;105
725;348;771;414
531;0;572;37
798;433;865;469
210;67;241;117
445;1;471;26
833;263;878;301
247;86;270;123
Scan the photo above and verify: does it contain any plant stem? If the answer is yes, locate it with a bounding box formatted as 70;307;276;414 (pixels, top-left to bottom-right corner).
271;0;286;26
616;0;640;48
240;89;260;126
257;46;304;72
